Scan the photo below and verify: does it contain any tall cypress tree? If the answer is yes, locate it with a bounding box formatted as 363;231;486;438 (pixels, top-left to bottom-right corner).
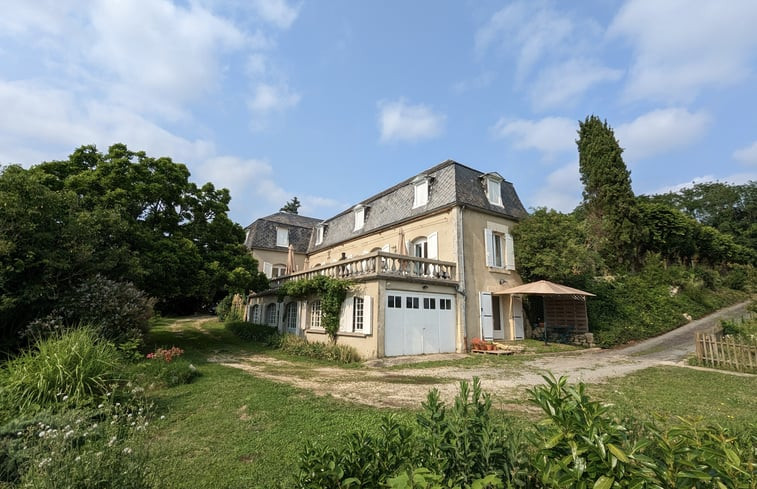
577;115;639;270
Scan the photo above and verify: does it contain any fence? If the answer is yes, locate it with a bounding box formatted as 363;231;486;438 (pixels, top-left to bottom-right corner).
694;332;757;373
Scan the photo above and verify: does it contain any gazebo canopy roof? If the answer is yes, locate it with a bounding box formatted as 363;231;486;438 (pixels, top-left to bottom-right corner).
492;279;595;297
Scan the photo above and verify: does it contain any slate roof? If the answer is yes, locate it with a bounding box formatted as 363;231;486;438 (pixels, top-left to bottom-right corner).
244;212;321;253
309;160;528;251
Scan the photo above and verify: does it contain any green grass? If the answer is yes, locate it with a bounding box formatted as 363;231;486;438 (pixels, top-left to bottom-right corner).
145;363;405;488
589;366;757;430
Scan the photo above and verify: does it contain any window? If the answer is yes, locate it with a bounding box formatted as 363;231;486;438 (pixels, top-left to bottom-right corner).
423;298;436;309
276;227;289;247
440;298;452;310
413;178;428;208
316;225;325;245
485;176;503;206
388;295;402;308
352;297;364;332
265;303;277;327
353;205;365;231
485;228;514;270
272;264;287;278
406;297;419;309
310;300;322;329
285;302;297;331
250;304;260;323
412;237;428;258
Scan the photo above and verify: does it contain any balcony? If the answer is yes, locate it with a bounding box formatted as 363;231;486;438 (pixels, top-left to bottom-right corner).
268;251;458;288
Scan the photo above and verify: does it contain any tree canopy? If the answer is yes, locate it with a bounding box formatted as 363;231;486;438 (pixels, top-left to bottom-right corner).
1;144;267;350
280;196;302;214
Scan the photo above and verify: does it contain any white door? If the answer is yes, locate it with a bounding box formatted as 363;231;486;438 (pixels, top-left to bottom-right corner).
480;292;493;341
385;291;456;356
512;296;524;340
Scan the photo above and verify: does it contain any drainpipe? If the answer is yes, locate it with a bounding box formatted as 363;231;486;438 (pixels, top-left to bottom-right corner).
456;205;467;352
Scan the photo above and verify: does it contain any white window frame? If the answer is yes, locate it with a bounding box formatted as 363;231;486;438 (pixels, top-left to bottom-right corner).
265;303;278;327
310;300;322;329
272;264;287;278
485;225;515;270
276;227;289;247
413;178;429;208
316;225;325;245
486;177;503;207
352;297;364;332
353;206;365;231
285;302;298;331
250;304;260;323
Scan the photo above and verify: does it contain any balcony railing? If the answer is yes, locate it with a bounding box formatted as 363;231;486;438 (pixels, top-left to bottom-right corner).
269;251;457;288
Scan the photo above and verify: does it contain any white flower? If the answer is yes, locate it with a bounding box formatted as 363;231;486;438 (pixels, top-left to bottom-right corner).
62;395;69;402
160;415;165;420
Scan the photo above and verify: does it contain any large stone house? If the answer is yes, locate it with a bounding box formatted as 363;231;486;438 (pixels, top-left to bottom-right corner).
244;212;321;279
246;160;529;358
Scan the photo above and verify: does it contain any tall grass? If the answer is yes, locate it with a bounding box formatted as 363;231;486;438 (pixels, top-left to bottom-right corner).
0;327;123;416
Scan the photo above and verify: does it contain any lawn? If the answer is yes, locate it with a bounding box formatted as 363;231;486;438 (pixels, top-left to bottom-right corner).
143;317;757;488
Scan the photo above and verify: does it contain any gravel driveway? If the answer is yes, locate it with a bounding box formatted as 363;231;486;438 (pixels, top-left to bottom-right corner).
210;301;752;409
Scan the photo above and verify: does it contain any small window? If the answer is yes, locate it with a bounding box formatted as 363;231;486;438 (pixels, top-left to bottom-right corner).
353;297;364;332
388;295;402;308
406;297;419;309
250;304;260;323
423;298;436;309
353;205;365;231
316;225;325;245
486;178;503;206
440;298;452;310
310;300;322;329
276;227;289;247
272;264;287;277
413;179;428;208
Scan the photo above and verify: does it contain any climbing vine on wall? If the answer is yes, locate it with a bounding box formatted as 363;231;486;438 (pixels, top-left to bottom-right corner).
277;275;352;342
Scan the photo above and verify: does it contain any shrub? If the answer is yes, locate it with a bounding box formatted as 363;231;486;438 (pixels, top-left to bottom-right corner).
24;275;154;347
225;321;281;345
0;328;123;417
14;400;151;488
130;358;199;388
279;335;361;364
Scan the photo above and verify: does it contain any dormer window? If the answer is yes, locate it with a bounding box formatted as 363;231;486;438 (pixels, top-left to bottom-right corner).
483;173;503;206
353;205;366;231
315;224;325;245
412;175;429;208
276;227;289;247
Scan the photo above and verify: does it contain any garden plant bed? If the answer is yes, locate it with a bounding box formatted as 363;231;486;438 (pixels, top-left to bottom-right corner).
471;348;515;355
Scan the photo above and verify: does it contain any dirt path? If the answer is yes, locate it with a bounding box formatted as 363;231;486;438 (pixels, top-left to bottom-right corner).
207;301;753;409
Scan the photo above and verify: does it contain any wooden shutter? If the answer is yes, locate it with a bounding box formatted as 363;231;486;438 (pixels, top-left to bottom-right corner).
362;296;372;335
484;229;493;267
505;232;515;270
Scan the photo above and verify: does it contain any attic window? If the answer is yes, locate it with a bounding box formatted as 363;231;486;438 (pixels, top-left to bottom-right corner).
315;224;325;245
412;175;429;208
484;174;503;207
276;227;289;247
353;205;366;231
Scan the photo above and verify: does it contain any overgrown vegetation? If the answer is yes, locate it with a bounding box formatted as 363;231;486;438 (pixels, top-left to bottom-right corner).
721;303;757;344
514;115;755;347
298;375;757;488
0;143;268;352
225;321;362;363
277;276;352;342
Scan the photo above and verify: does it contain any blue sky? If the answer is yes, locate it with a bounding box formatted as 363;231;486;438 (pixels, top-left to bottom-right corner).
2;0;757;225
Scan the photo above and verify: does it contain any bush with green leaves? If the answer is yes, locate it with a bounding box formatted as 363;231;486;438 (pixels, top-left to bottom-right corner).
0;328;124;418
225;321;281;345
279;334;361;364
24;275;154;347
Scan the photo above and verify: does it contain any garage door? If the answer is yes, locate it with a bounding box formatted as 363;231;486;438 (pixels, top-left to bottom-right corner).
384;290;456;356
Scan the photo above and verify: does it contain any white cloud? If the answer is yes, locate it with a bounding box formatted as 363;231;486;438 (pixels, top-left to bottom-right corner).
733;141;757;166
530;59;623;110
530;161;582;212
249;0;301;29
492;116;576;157
616;108;710;162
378;99;446;143
248;82;301;112
89;0;246;116
608;0;757;102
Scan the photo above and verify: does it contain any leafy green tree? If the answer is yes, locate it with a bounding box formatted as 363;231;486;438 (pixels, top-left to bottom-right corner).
280;196;301;214
577;116;640;270
512;208;602;284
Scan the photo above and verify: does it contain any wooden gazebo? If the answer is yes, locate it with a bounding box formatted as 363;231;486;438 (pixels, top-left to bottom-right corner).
493;280;595;340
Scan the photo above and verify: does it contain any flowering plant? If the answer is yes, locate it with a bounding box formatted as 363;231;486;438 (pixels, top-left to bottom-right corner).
146;346;184;363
